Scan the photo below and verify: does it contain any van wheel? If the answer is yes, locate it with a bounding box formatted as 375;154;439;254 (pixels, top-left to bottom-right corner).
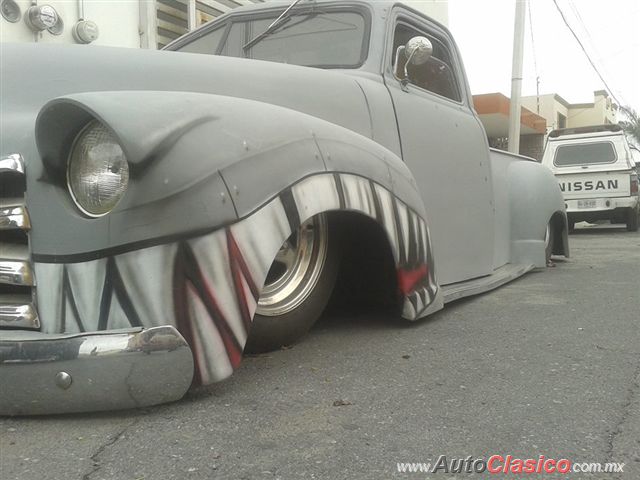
627;208;639;232
244;214;341;354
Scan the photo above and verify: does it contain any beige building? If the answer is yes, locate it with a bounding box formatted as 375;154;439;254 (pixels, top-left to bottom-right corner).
471;90;620;161
521;90;618;133
473;93;548;161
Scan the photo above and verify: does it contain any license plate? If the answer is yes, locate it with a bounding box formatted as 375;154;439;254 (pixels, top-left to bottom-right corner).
577;200;597;209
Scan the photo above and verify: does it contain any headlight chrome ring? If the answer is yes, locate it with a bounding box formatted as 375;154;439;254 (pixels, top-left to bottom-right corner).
67;120;129;218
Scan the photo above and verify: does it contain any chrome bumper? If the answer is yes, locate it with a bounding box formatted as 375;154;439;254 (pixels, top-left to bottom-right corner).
0;326;194;415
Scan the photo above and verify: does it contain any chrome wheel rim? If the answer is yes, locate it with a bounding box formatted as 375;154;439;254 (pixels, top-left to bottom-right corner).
256;215;328;317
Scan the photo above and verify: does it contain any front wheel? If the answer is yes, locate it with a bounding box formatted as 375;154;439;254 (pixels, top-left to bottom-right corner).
244;214;341;353
627;207;639;232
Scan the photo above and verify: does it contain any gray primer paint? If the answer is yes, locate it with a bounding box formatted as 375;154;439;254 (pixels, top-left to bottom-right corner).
1;0;568;276
33;90;421;258
0;42;389;258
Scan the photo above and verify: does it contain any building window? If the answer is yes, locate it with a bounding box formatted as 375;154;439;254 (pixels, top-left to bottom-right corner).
557;113;567;129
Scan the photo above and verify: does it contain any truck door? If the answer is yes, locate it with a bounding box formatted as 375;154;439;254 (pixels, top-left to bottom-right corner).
383;9;495;285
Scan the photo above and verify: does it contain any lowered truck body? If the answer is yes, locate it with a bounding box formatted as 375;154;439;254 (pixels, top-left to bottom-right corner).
0;0;569;415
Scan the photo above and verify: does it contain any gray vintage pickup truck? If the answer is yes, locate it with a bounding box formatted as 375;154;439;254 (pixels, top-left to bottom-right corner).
0;0;569;415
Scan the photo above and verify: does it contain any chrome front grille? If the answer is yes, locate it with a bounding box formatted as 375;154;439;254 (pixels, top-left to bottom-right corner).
0;154;39;329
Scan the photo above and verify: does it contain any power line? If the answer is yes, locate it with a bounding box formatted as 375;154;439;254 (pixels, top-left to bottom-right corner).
551;0;625;107
565;0;626;105
568;0;596;50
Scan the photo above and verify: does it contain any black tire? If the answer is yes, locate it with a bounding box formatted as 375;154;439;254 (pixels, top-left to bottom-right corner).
244;215;342;353
627;207;639;232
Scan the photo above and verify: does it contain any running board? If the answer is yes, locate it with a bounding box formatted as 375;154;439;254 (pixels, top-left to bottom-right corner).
441;263;535;304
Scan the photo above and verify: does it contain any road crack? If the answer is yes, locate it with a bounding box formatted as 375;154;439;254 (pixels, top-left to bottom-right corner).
604;355;640;469
81;418;140;480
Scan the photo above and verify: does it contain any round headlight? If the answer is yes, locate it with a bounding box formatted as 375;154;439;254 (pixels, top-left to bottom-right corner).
67;120;129;217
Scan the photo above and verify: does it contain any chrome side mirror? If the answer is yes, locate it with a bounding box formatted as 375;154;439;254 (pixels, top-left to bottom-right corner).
394;36;433;90
405;36;433;69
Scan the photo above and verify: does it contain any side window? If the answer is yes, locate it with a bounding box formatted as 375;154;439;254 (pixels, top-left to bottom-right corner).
391;22;461;102
557;113;567;129
178;26;226;55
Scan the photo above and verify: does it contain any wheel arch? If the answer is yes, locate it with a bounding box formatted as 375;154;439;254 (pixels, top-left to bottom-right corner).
325;210;400;316
240;173;444;324
506;160;570;266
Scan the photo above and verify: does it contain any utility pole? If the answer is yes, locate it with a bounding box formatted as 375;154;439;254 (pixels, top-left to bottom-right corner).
508;0;527;154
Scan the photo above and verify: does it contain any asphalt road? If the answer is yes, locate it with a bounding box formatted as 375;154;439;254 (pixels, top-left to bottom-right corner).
1;225;639;480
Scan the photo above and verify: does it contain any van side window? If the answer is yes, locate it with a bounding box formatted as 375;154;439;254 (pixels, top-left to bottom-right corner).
392;22;461;102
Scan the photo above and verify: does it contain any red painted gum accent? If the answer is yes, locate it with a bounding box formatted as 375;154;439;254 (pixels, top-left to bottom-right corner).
397;264;428;295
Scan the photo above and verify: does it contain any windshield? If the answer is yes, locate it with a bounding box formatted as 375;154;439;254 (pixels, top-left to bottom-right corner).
175;8;369;69
554;142;617;167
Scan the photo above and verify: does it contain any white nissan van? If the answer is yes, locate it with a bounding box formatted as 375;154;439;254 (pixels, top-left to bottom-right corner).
542;125;639;232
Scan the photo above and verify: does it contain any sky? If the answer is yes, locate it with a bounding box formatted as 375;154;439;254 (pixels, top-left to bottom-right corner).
447;0;640;115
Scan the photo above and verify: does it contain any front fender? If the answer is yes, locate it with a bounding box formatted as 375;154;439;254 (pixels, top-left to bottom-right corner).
34;91;424;260
31;91;442;386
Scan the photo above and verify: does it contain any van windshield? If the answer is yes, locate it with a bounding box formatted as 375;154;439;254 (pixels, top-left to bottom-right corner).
554;142;617;167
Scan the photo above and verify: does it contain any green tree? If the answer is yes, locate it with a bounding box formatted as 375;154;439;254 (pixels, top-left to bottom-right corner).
618;105;640;145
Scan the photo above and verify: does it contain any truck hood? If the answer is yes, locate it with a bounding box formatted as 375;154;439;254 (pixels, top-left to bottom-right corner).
1;43;372;158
